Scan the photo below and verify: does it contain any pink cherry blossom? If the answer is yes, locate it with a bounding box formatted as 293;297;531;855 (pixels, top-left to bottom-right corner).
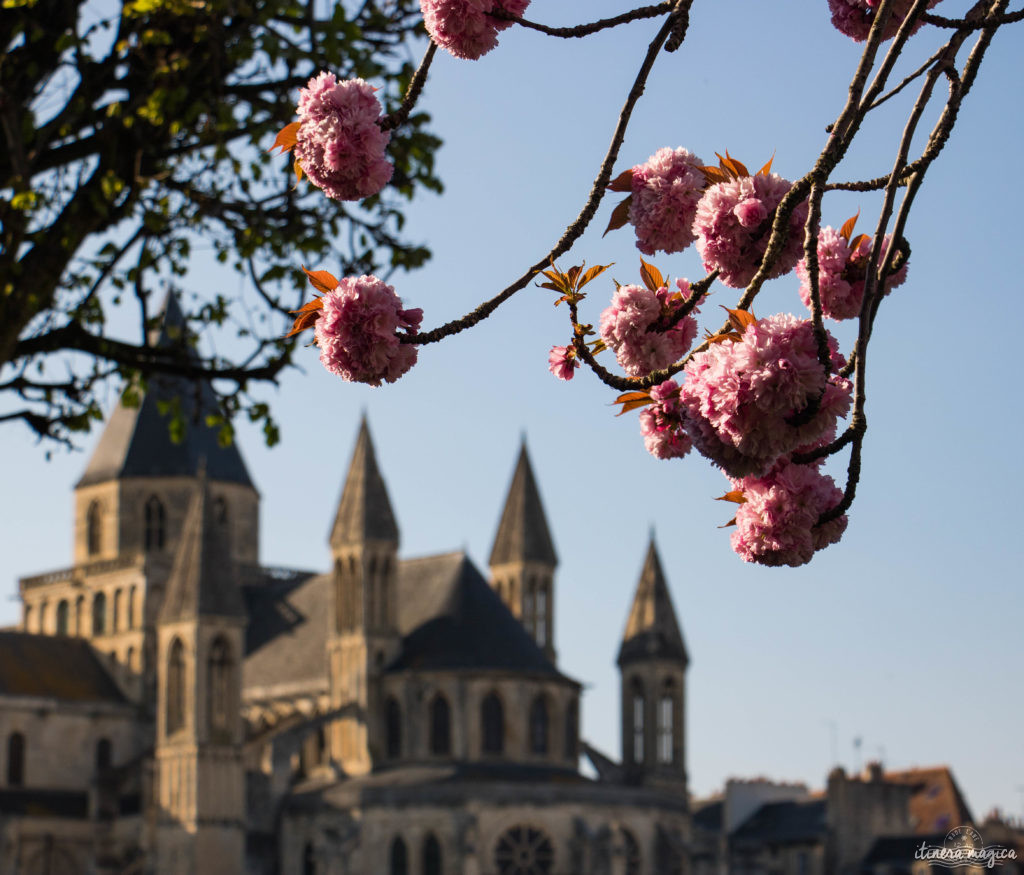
639;380;692;460
628;147;706;255
314;275;422;385
729;459;848;567
599;279;701;377
796;228;908;321
294;72;393;201
420;0;530;60
679;313;852;477
548;344;578;381
693;172;808;289
827;0;941;42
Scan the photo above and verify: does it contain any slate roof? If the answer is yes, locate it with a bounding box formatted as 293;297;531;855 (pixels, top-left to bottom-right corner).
76;293;254;489
159;470;247;622
693;798;724;833
329;418;399;549
0;632;127;704
731;798;828;845
488;442;557;567
387;552;571;679
618;538;688;666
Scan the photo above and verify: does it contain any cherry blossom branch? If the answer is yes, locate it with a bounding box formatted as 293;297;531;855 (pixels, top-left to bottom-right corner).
380;43;437;132
922;6;1024;27
410;3;691;346
494;2;674;38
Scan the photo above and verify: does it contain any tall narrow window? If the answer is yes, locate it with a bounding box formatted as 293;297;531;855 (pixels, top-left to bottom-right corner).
127;586;136;630
658;680;675;764
144;496;165;550
213;496;228;525
385;697;402;759
389;837;408;875
75;596;85;635
366;557;377;628
622;829;642;875
166;638;185;735
529;695;549;755
87;500;102;556
112;589;122;633
22;604;32;632
96;738;112;772
379;557;390;628
38;600;48;634
207;636;233;738
631;679;645;764
92;592;107;636
523;579;535;639
482;692;504;755
429;693;451;756
535;583;547;647
564;699;579;761
6;732;25;786
422;833;442;875
56;600;69;636
302;842;316;875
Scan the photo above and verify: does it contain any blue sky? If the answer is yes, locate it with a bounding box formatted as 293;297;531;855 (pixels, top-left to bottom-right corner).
2;1;1022;821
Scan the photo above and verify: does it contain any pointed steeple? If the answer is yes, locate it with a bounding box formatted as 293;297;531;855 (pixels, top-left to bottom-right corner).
159;465;246;623
618;538;688;666
329;417;399;549
77;292;253;488
488;440;557;567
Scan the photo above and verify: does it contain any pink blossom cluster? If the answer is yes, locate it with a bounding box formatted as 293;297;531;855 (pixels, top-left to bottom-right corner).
548;344;579;381
314;275;423;385
729;459;848;567
420;0;529;60
294;73;393;201
639;380;692;460
693;173;809;289
599;279;701;377
628;147;706;255
827;0;941;41
679;314;852;477
796;228;908;321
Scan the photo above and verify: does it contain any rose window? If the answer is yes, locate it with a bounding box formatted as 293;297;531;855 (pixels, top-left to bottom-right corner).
494;825;555;875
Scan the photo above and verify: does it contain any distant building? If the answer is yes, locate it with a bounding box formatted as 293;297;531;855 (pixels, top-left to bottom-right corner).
1;299;693;874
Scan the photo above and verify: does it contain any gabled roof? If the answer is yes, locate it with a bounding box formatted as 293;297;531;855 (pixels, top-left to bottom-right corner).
618;538;688;666
159;469;247;623
730;798;828;845
488;441;557;567
77;293;254;489
387;552;571;679
885;766;974;834
329;418;399;549
0;632;127;704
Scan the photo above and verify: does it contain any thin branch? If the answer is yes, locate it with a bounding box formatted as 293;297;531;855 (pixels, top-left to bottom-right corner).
493;3;673;39
380;43;437;132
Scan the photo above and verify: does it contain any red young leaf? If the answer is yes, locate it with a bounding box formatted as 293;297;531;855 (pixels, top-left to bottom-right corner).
639;257;665;292
603;196;633;237
722;306;757;336
717;516;738;529
848;233;870;253
302;266;339;295
566;265;583;290
839;210;860;242
589;338;607;355
293;160;304;186
613;390;653;416
723;151;750;178
607;168;635;193
700;165;731;185
269;121;300;155
715;490;748;504
285;296;324;338
579;262;613;289
706;331;741;345
540;269;570;294
758;152;775;176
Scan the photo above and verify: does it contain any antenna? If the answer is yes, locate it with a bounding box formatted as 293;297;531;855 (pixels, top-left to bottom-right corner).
853;736;863;775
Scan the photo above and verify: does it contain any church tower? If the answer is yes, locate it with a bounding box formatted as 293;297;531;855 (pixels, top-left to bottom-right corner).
488;441;558;662
617;537;688;789
154;467;247;875
326;418;401;775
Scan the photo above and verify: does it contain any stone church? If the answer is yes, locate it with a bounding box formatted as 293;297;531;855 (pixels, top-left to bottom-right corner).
1;299;692;875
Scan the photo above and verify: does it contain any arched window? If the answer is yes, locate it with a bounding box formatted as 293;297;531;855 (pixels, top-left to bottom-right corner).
658;679;675;764
96;738;112;772
92;592;107;636
379;560;390;628
429;693;451;756
87;500;102;556
207;636;233;738
144;495;165;550
529;695;549;755
385;697;402;759
6;732;25;786
22;604;32;632
112;589;122;633
495;825;555;875
56;600;69;636
535;582;548;647
622;829;642;875
302;841;316;875
38;600;48;634
213;496;228;525
75;595;85;635
389;837;408;875
564;699;578;761
127;586;136;630
482;692;504;755
631;678;645;764
523;578;535;639
422;833;442;875
126;646;135;671
166;638;186;735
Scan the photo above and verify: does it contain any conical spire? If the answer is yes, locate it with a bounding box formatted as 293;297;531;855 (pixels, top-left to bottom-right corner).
618;538;688;666
159;465;246;623
488;440;557;567
77;292;253;488
329;417;399;549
